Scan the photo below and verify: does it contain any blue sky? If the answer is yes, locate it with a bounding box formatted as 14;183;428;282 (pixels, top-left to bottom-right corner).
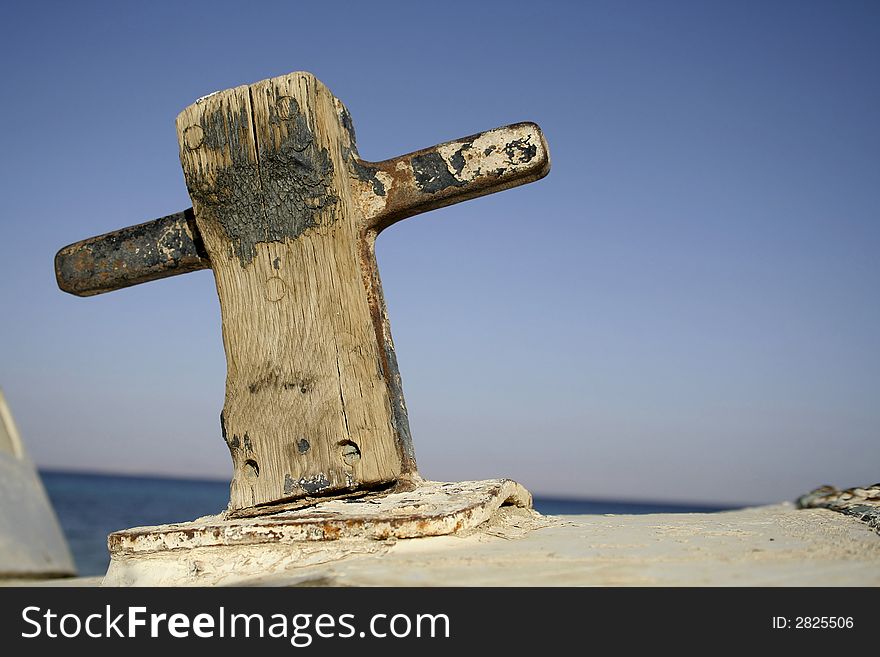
0;1;877;504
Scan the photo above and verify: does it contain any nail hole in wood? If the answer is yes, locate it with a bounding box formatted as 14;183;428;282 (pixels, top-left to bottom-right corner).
339;440;361;466
244;459;260;480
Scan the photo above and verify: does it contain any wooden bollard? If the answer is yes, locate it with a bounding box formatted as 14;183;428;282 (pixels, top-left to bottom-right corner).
56;71;550;512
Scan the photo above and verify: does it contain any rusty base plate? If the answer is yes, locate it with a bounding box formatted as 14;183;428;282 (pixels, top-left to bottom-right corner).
103;479;532;586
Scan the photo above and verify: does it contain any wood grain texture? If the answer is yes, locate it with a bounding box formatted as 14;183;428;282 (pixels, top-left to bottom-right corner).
173;70;550;512
177;74;404;510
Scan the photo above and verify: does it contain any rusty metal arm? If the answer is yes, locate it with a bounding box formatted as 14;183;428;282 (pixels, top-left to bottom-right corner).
356;122;551;234
55;209;209;297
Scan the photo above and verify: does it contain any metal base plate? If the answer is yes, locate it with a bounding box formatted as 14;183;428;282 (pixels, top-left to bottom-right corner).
103;479;532;586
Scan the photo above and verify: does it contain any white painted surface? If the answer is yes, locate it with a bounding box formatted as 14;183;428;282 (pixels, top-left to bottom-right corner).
0;389;75;578
101;503;880;586
104;479;531;585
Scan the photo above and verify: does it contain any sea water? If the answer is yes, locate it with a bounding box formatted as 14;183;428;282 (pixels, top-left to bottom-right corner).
41;470;732;576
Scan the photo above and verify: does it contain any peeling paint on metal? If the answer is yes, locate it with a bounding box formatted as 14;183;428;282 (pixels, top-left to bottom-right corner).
410;152;465;194
54;209;209;297
184;96;338;267
435;124;545;184
350;158;386;196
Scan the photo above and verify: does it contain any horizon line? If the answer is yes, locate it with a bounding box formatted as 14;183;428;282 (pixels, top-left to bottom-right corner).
37;466;750;510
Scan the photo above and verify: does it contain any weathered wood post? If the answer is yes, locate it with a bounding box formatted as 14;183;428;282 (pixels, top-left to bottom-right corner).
56;71;549;515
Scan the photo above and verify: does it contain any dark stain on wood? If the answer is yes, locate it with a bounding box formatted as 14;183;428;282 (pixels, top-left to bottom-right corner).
358;238;417;473
350;155;386;196
260;94;338;247
299;473;331;495
185;95;337;267
338;104;356;148
248;367;316;395
185;103;266;266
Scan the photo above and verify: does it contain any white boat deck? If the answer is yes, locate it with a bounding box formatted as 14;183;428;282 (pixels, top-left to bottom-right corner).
12;502;876;587
189;504;880;587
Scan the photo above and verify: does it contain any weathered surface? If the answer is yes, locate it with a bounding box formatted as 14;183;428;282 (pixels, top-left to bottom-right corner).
0;389;76;579
307;505;879;587
55;69;550;512
99;500;880;587
351;122;550;232
55;209;208;296
176;75;409;510
103;479;532;586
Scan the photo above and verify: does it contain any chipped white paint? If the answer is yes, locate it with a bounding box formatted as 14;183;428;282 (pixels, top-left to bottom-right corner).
156;221;194;261
109;479;531;554
437;124;548;184
351;169;394;218
103;479;531;585
353;121;550;233
195;90;222;104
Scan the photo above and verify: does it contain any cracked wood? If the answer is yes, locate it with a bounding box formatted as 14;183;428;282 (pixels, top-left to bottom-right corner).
177;74;404;510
